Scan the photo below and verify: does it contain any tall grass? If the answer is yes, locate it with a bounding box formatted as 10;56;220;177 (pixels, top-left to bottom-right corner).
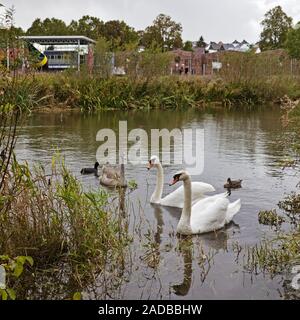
2;73;299;112
0;104;131;299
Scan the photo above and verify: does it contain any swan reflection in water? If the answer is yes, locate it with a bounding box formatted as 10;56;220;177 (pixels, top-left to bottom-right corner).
150;204;240;297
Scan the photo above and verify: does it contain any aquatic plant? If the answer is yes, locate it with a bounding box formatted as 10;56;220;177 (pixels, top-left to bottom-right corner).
258;209;285;227
0;255;33;300
0;104;131;299
240;101;300;290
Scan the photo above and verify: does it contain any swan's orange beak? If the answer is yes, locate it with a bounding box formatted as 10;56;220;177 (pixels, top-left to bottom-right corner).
147;160;153;170
169;177;179;186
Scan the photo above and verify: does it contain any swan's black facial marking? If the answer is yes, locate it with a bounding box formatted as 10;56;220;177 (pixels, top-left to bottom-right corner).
169;173;182;185
147;159;153;170
173;173;181;181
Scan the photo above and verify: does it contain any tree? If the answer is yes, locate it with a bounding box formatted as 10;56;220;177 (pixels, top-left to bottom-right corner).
183;40;193;51
69;15;104;39
141;14;183;51
259;6;293;51
285;25;300;59
196;36;206;48
26;18;70;35
102;20;139;50
0;5;23;70
93;37;112;78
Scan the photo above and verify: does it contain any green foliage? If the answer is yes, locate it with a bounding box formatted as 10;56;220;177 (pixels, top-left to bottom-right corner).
25;15;139;51
196;36;206;48
128;180;138;190
69;15;104;39
26;18;70;36
285;27;300;59
0;152;131;298
183;41;193;51
260;6;293;51
243;103;300;280
140;14;183;51
102;20;139;51
93;37;113;78
72;292;82;300
243;236;300;275
0;255;33;300
258;209;285;227
1;69;300;112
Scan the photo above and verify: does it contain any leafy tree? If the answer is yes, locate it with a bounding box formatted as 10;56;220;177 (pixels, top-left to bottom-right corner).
93;37;112;78
183;40;193;51
26;18;43;35
102;20;139;51
0;5;23;70
196;36;206;48
69;15;104;39
141;14;183;51
26;18;70;35
285;25;300;59
68;17;138;50
260;6;293;51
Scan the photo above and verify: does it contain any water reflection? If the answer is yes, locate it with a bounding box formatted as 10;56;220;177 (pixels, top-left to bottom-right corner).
14;106;299;299
151;204;164;245
172;237;193;296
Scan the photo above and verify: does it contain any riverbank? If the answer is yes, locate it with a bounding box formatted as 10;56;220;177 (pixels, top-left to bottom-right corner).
1;73;300;112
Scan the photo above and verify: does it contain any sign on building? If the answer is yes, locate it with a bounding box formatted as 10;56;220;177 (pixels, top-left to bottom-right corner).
212;62;222;70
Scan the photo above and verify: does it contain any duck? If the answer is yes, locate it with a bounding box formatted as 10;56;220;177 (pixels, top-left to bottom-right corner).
170;170;241;235
80;162;100;175
100;161;127;188
147;155;215;209
224;178;242;189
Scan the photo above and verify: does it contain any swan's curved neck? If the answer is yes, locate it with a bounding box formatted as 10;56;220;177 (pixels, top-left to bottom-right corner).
151;162;164;203
178;177;192;233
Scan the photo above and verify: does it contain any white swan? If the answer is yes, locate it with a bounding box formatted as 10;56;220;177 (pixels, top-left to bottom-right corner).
170;170;241;235
147;155;215;208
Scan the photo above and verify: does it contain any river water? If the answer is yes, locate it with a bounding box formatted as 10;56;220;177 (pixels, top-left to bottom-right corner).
15;106;298;299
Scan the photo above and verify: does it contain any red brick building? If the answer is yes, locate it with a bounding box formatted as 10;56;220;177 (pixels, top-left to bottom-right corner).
170;48;223;76
170;48;204;75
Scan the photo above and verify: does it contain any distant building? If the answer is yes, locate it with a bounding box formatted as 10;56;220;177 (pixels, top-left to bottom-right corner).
19;35;96;71
170;47;205;75
205;40;251;53
205;42;223;53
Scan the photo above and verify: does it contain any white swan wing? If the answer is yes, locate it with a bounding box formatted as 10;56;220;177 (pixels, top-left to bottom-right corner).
190;197;229;234
160;185;186;208
160;182;215;208
225;199;241;224
191;192;228;207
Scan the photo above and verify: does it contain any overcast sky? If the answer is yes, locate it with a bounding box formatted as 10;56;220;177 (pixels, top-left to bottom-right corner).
1;0;300;43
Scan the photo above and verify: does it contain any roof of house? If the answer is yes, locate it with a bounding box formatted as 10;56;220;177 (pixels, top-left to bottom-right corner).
19;35;96;45
241;39;249;45
207;42;221;51
223;43;235;50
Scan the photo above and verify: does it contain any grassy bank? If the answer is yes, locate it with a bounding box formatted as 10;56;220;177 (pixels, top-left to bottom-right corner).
1;72;300;112
0;105;131;299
